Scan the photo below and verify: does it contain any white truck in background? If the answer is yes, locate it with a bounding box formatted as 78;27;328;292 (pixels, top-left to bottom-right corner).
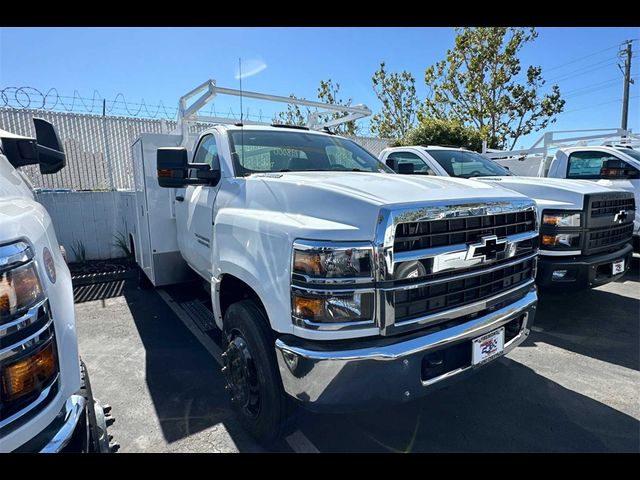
484;129;640;252
0;118;113;452
380;146;635;291
128;80;540;444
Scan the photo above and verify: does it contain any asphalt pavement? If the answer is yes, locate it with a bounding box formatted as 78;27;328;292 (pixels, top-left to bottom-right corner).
74;258;640;453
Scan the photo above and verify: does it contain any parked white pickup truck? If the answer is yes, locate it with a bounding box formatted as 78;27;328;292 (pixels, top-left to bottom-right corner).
0;119;111;452
380;146;635;291
545;146;640;251
131;121;540;443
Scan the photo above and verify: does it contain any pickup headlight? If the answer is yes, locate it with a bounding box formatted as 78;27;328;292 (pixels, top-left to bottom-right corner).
292;241;373;280
542;211;581;227
541;233;581;248
291;241;375;328
0;261;44;320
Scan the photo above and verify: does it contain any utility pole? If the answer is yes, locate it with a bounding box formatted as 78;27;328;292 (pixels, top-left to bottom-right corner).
620;40;633;130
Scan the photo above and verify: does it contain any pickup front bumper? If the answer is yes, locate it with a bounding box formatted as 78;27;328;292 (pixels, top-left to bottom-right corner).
13;394;87;452
536;243;633;290
275;289;537;412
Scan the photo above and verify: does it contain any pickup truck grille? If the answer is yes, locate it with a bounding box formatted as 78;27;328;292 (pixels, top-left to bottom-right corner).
380;202;538;336
590;197;635;218
586;223;634;252
394;257;535;323
394;210;535;252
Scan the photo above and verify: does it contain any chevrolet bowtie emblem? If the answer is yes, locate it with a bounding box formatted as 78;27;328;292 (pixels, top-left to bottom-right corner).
466;235;507;262
613;210;628;224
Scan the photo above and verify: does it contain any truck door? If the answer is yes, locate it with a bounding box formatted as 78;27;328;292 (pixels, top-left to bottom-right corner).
176;133;222;281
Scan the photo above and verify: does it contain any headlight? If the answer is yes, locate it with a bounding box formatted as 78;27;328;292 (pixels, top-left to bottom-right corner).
1;341;58;403
542;211;581;227
0;262;44;320
541;233;581;248
291;241;375;328
292;289;374;324
292;241;373;280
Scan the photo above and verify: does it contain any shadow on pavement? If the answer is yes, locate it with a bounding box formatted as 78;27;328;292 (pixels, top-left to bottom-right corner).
531;274;639;372
123;281;264;451
294;357;640;452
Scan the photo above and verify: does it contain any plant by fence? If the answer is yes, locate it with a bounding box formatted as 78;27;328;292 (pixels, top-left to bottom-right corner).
0;107;391;191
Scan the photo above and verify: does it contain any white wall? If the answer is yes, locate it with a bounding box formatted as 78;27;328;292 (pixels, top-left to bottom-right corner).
36;191;136;261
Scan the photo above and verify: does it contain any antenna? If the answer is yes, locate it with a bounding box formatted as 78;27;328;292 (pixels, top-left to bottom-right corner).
239;58;243;124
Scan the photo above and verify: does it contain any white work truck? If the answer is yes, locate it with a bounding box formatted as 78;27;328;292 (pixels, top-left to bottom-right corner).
545;146;640;251
0;118;112;452
482;129;640;252
129;81;540;443
380;146;635;291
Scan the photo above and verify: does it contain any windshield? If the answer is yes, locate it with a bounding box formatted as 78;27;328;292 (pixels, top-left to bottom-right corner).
617;147;640;163
228;129;393;175
427;149;512;178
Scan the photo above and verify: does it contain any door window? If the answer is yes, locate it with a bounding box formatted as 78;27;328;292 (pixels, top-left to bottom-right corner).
387;151;434;175
567;151;639;179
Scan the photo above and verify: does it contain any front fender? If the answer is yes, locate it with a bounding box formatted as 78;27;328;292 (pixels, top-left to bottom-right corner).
211;207;373;339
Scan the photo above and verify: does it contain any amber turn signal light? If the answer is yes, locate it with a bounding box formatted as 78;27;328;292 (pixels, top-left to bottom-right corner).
1;342;58;402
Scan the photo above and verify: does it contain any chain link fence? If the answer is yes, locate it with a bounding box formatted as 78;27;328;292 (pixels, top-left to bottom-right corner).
0;108;391;191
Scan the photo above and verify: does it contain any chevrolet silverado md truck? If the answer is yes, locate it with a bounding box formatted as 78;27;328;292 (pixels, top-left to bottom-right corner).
544;146;639;252
129;81;540;444
0;118;112;452
381;146;635;291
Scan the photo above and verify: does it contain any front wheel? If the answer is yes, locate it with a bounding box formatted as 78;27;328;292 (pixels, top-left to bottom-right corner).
221;300;293;445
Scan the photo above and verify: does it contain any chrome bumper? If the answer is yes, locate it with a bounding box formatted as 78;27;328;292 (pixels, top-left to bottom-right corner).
275;290;537;410
14;395;87;453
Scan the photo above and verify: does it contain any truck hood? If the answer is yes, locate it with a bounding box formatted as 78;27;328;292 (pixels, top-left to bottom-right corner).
474;176;623;209
252;171;524;206
222;172;531;241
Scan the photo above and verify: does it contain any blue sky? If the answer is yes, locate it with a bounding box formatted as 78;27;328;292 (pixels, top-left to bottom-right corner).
0;27;638;148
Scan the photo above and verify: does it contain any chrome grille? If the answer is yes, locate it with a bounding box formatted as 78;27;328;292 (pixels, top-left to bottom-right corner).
394;210;536;252
394;257;536;323
375;199;538;336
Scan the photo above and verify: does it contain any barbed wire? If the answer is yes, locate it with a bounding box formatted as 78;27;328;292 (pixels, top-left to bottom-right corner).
0;86;275;123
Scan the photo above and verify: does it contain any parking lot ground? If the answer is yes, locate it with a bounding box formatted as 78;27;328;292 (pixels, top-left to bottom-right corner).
75;259;640;453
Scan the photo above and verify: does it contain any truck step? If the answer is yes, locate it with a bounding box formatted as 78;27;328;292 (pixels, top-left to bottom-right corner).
180;299;217;332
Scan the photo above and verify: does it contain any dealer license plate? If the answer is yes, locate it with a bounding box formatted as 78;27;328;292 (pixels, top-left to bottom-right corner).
472;327;505;366
612;259;625;275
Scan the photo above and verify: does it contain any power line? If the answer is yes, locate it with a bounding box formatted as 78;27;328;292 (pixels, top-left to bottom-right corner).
563;76;639;99
546;57;619;83
562;95;639;115
543;43;622;73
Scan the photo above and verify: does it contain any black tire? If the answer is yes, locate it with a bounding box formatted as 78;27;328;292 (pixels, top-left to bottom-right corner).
79;360;102;452
222;300;292;444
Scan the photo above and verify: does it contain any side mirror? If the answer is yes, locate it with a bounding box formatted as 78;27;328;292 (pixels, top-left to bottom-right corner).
385;158;415;174
601;158;633;178
398;163;414;174
34;118;66;174
386;158;398;171
157;147;221;188
0;118;66;174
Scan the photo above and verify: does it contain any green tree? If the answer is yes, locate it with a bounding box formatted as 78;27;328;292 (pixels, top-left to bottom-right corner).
422;27;565;149
274;80;358;135
273;94;309;126
316;79;358;136
396;118;485;151
370;62;419;139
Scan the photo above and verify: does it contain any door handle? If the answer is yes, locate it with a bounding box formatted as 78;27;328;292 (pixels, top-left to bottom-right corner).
175;195;185;202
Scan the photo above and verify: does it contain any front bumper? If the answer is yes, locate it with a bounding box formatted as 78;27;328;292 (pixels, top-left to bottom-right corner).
275;289;537;411
536;243;633;290
13;394;87;452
